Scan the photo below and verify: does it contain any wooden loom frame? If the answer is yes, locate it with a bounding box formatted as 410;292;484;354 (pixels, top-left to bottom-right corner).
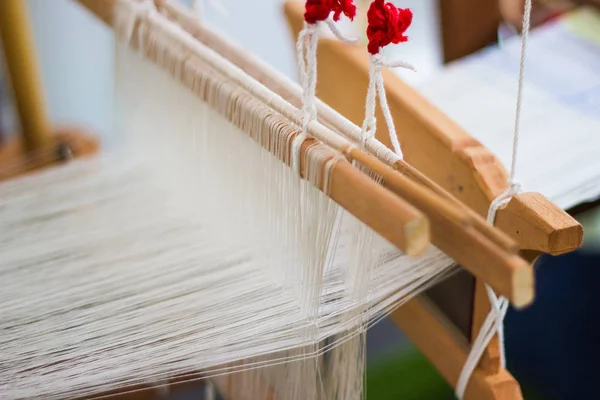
3;0;544;304
1;0;542;304
0;0;99;180
283;1;584;399
0;0;583;399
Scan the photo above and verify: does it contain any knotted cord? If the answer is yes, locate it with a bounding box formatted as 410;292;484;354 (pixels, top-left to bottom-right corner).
456;0;532;397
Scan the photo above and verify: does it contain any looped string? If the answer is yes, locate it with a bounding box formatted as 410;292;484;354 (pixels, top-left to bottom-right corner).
324;18;360;45
361;53;415;156
297;19;358;132
487;180;522;224
297;22;320;132
456;0;532;398
296;11;358;170
455;183;521;399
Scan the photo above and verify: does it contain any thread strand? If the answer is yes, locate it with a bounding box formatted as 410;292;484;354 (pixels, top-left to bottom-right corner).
456;1;532;398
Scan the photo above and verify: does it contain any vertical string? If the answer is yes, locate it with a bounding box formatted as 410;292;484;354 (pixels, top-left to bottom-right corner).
509;0;532;184
361;1;415;157
455;1;532;398
295;3;357;170
362;55;415;156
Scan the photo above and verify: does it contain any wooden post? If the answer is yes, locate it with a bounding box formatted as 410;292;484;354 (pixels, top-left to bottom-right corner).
438;0;501;63
0;0;52;153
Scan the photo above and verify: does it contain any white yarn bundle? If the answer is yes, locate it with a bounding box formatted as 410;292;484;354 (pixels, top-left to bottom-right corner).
0;2;458;399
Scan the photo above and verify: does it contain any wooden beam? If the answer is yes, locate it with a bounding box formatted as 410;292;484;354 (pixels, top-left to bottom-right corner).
438;0;501;63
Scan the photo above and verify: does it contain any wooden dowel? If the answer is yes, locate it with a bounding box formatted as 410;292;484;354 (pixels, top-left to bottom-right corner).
392;160;519;253
300;140;430;256
76;0;431;256
0;0;52;153
149;0;528;296
150;0;519;256
75;0;532;304
352;148;533;307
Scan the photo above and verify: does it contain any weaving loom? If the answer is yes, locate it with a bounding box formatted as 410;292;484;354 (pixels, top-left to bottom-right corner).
285;1;594;398
0;0;585;399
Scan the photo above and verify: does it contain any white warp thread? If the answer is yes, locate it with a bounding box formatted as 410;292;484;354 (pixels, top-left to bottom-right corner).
455;0;532;397
0;5;458;398
361;53;415;157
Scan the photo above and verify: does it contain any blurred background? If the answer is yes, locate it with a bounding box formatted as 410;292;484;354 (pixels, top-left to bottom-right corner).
1;1;599;399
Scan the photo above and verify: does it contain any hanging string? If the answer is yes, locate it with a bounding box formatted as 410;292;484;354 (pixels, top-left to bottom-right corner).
296;1;359;134
455;0;532;398
361;0;415;157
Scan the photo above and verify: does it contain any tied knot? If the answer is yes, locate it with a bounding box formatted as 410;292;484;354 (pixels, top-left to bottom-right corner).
361;117;377;147
507;179;522;195
487;179;522;225
303;22;320;36
366;0;413;55
371;53;385;68
370;53;416;72
304;0;357;24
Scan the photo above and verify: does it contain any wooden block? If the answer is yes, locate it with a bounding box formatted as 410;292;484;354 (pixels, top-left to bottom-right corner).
0;127;100;181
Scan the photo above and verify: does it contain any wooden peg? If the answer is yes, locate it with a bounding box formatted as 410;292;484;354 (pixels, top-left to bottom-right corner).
0;0;52;153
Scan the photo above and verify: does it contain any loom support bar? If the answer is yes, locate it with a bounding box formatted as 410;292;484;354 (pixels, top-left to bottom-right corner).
0;0;52;153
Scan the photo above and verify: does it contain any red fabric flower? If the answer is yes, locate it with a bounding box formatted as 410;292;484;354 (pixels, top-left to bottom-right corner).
366;0;413;54
304;0;357;24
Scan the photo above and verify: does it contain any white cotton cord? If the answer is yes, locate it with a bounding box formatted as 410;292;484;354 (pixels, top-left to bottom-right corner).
324;18;360;45
456;1;531;398
509;0;531;183
297;19;358;132
204;380;216;400
156;3;402;167
361;53;415;157
297;22;319;131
